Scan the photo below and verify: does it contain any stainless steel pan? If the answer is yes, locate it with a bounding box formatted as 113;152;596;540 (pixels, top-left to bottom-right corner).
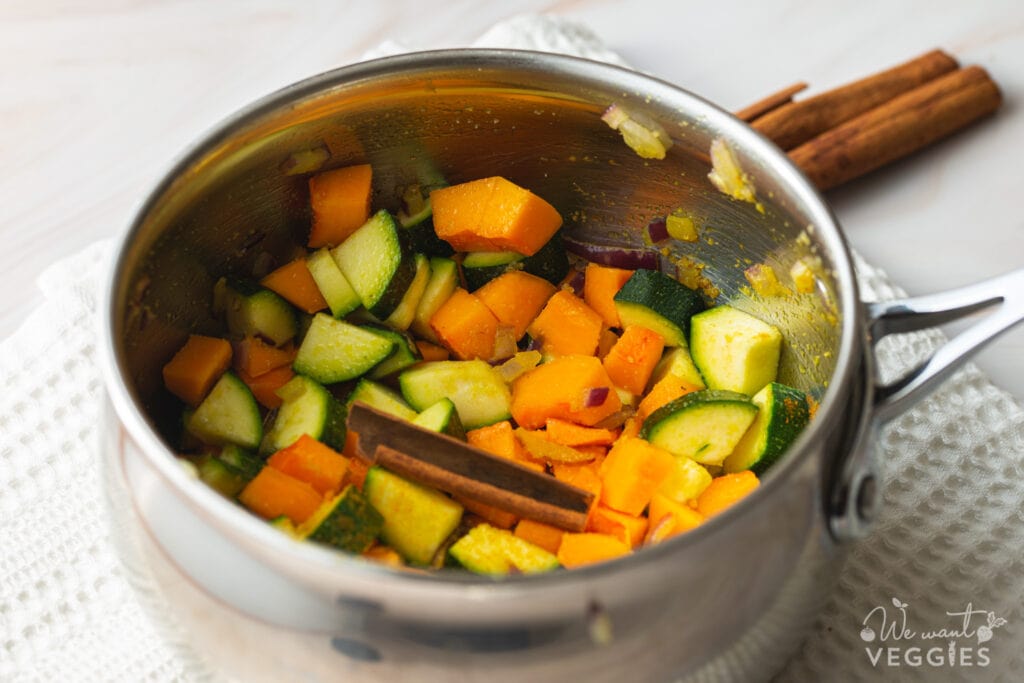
99;49;1024;682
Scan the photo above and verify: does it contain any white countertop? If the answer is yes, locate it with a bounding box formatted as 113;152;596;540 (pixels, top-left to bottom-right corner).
2;0;1021;402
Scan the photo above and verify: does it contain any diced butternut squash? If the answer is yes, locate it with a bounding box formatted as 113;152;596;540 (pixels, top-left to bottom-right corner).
233;336;296;378
363;543;404;567
239;467;323;524
599;437;675;516
527;290;603;357
636;372;700;422
431;176;563;256
308;164;373;248
466;420;545;473
267;434;349;496
260;258;328;314
514;519;565;555
163;335;233;406
456;496;518;529
415;340;450;362
696;471;760;517
602;325;665;396
648;493;704;542
237;364;294;409
429;288;499;360
344;455;370;491
544;419;619;447
557;532;631;569
583;263;634;328
588;505;649;548
597;327;619;359
510;355;622;429
475;270;557;340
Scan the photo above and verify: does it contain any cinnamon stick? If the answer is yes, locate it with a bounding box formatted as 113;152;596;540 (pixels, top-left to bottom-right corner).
735;82;808;122
750;49;959;150
347;402;594;531
789;65;1002;190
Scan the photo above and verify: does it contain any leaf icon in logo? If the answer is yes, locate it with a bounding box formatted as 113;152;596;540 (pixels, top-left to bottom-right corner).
891;597;907;609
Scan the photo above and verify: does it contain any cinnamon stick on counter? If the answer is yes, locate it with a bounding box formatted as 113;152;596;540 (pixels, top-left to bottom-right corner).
735;82;808;123
789;65;1002;190
346;401;594;532
750;49;959;150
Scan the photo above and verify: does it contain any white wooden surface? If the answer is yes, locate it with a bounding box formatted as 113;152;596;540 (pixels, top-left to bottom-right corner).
2;0;1021;402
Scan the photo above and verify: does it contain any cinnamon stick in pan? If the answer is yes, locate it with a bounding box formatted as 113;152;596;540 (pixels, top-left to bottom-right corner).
750;49;959;150
347;401;594;531
789;65;1002;190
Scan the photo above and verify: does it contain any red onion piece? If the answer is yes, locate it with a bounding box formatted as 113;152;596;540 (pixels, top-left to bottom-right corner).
563;267;586;297
582;386;610;408
646;217;669;243
563;236;659;270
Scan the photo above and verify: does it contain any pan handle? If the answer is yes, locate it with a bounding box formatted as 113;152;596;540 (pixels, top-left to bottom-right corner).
829;267;1024;542
867;267;1024;422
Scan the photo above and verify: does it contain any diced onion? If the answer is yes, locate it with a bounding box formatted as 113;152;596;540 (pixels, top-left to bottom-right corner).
563;236;659;270
582;386;610;408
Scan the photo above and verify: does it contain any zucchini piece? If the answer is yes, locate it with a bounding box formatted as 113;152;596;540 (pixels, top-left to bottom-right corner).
297;484;383;553
462;251;524;291
613;269;705;346
269;515;299;537
520;231;569;285
411;398;467;440
641;390;758;466
186;372;262;450
293;313;395;384
409;257;459;342
449;523;559;575
346;379;418;422
306;247;361;318
398;360;511;429
690;305;782;396
224;280;298;346
384;253;431;330
650;346;706;391
723;382;810;474
365;326;421;379
397;183;435;228
262;374;346;453
197;457;247;498
363;466;464;566
217;444;263;481
460;236;569;291
330;209;418;318
398;183;455;255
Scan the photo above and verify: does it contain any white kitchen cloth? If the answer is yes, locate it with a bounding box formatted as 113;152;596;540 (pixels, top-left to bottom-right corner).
1;13;1022;683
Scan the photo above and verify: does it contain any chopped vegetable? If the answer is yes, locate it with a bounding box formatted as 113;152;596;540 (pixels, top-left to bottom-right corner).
690;305;782;396
163;334;233;406
526;290;604;357
239;466;323;524
514;518;566;555
544;419;620;447
583;263;634;328
475;270;557;340
602;325;665;396
557;532;631;569
449;523;559;575
598;437;675;516
399;360;511;430
232;336;294;378
647;493;704;541
510;355;622;429
562;236;659;270
429;288;500;361
588;505;649;548
297;485;383;553
641;390;758;466
267;433;349;496
431;176;563;256
185;372;262;450
466;420;544;473
707;138;758;206
237;364;294;409
695;471;760;517
260;258;329;314
308;164;373;248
